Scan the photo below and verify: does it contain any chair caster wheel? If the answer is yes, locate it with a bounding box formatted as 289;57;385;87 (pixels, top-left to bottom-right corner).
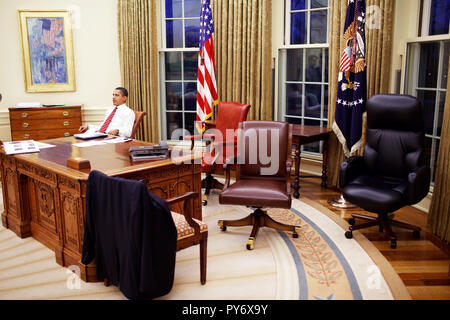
246;238;255;250
202;200;207;206
217;221;226;232
348;218;355;225
345;231;353;239
413;230;420;239
390;239;397;249
292;227;300;238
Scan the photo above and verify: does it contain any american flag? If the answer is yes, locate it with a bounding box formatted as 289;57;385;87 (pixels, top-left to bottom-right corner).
196;0;218;133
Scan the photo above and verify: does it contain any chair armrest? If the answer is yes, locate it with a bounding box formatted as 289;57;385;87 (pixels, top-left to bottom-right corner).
166;192;200;234
407;165;430;205
222;157;236;190
204;120;216;130
339;156;367;189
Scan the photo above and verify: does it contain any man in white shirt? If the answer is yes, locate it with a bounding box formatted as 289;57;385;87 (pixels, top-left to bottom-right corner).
79;87;135;137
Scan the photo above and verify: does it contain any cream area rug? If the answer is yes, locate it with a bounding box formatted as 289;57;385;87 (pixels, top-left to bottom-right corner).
0;190;410;300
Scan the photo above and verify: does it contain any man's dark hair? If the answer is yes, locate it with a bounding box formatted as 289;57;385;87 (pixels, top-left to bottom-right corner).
115;87;128;97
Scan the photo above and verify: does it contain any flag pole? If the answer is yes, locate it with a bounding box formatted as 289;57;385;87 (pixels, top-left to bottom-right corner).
328;0;365;209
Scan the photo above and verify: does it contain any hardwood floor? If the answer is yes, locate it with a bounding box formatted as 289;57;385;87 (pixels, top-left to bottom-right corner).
298;176;450;300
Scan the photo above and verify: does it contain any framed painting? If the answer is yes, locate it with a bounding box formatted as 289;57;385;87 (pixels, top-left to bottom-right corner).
18;10;76;92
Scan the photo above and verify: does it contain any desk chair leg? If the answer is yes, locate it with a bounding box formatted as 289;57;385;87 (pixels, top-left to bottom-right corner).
200;232;208;285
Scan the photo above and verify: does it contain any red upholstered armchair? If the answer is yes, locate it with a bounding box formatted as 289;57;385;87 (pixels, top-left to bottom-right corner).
184;102;251;205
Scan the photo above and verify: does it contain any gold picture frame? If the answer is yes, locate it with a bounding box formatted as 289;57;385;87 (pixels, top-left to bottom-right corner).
18;10;76;92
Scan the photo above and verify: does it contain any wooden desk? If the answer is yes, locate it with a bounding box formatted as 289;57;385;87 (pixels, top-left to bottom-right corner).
291;124;332;199
0;137;201;282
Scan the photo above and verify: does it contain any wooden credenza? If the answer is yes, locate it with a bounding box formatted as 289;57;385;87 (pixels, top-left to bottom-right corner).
9;106;82;141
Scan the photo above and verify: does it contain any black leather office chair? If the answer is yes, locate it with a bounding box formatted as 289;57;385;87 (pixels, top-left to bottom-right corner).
340;94;430;249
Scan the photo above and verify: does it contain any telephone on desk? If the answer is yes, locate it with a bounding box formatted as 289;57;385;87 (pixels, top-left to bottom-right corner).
129;141;170;161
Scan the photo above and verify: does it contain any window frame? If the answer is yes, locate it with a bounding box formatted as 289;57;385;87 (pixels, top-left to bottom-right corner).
278;0;330;158
159;0;200;140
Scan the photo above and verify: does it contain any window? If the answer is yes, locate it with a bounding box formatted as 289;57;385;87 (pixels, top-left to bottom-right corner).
420;0;450;37
160;0;201;140
405;40;449;184
279;0;329;154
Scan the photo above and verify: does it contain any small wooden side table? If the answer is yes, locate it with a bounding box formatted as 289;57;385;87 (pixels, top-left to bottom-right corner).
291;124;332;199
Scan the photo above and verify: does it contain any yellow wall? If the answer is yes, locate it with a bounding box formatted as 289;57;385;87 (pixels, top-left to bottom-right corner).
0;0;121;140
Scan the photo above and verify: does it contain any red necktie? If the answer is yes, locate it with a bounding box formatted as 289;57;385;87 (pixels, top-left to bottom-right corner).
98;107;118;133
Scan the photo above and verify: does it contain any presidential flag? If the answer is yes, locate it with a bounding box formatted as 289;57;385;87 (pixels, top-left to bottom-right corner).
196;0;218;133
332;0;367;157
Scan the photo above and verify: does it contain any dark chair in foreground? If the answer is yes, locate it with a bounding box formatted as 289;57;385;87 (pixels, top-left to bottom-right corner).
218;121;300;250
82;171;207;300
130;110;147;139
184;102;250;205
340;94;430;249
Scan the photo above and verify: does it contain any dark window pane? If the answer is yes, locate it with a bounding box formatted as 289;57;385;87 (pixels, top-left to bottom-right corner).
417;90;437;135
184;82;197;111
286;49;303;81
166;82;182;110
185;0;201;17
166;112;183;139
305;84;321;118
184;52;198;80
429;0;450;36
324;48;329;82
306;48;322;82
165;52;182;80
185;19;200;48
418;42;439;88
185;112;197;136
165;0;182;18
323;84;329;119
166;20;183;48
311;0;328;9
442;41;450;89
291;12;306;44
310;10;327;43
322;120;328;128
286;84;303;116
291;0;306;10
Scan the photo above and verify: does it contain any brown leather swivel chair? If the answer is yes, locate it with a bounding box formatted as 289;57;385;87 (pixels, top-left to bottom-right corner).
130;110;147;139
218;121;300;250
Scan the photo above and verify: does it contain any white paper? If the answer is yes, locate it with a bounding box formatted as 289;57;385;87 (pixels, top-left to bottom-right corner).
3;140;40;155
35;142;56;149
103;137;133;144
73;132;108;139
15;102;41;108
73;141;107;148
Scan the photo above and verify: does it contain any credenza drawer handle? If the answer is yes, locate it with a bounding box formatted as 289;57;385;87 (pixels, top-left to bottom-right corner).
22;123;29;128
64;132;70;137
63;121;70;126
63;111;69;116
21;113;28;118
24;134;30;139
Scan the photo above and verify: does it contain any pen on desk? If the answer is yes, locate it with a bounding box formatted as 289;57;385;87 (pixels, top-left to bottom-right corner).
104;136;118;140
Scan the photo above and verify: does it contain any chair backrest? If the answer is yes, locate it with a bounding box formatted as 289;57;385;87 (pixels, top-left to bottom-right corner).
131;110;147;139
215;102;251;136
364;94;425;179
237;121;292;179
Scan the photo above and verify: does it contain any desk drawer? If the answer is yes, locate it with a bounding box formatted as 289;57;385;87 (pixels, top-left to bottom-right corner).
10;118;82;131
9;107;81;120
11;129;78;141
